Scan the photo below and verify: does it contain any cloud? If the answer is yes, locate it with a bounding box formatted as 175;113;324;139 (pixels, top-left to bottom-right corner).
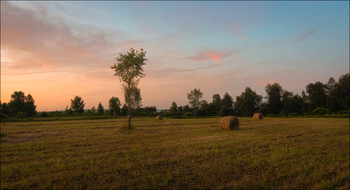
259;41;279;48
297;27;321;42
186;49;243;62
0;1;125;73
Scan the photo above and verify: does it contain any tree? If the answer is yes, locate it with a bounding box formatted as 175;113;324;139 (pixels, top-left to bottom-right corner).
265;83;283;114
70;96;85;113
109;97;121;116
7;91;37;117
219;92;234;116
305;81;327;111
111;48;147;129
187;88;203;109
196;100;210;116
326;77;342;112
121;104;128;116
338;73;350;110
0;102;10;118
280;90;304;116
8;91;26;116
212;94;221;115
177;106;183;116
183;105;190;113
169;102;178;116
24;94;36;117
234;87;262;116
91;106;96;114
97;102;104;115
65;106;73;115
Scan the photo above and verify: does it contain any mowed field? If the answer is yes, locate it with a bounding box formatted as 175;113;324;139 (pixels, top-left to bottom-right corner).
1;117;349;189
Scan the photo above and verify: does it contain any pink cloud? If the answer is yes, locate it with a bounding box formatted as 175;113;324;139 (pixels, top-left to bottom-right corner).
0;1;125;72
229;23;246;40
187;49;243;62
297;27;321;42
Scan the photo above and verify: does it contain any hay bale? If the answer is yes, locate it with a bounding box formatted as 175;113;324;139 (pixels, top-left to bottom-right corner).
220;116;239;130
155;115;163;120
253;113;264;119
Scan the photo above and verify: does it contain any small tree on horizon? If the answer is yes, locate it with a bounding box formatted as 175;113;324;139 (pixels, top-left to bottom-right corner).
111;48;147;129
70;96;85;114
97;102;104;115
169;102;178;116
187;88;203;110
109;97;121;116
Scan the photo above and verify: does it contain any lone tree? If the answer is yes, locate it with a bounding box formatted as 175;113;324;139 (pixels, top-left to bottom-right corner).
111;48;147;129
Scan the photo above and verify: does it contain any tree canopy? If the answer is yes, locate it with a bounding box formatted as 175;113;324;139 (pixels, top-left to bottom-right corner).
70;96;85;113
187;88;203;109
111;48;147;128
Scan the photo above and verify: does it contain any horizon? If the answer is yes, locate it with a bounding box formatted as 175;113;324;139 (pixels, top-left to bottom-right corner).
1;1;349;111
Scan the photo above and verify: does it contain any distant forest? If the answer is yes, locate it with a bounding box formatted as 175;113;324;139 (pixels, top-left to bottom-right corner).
1;73;349;120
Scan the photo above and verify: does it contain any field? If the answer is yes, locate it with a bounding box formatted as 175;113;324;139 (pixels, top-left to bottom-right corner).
1;117;349;189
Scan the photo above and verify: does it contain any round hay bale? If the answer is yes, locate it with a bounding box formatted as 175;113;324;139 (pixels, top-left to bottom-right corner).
155;115;163;120
253;113;264;119
220;116;239;130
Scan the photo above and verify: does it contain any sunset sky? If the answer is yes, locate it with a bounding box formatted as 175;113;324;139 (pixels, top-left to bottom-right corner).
1;1;349;111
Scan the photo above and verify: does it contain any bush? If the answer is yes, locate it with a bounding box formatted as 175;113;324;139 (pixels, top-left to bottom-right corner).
16;112;26;118
183;112;193;117
266;113;276;117
312;107;332;115
0;113;9;119
288;112;300;117
40;112;49;117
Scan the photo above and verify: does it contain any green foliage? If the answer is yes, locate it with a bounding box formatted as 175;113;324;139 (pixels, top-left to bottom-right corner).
121;104;128;116
280;91;304;116
169;102;178;115
6;91;37;118
212;94;221;115
265;83;283;114
91;106;96;115
135;106;157;116
306;81;327;110
234;87;262;116
70;96;85;113
196;100;210;116
97;102;104;115
219;92;234;116
311;107;332;116
111;48;147;128
183;112;193;117
187;88;203;109
108;97;121;116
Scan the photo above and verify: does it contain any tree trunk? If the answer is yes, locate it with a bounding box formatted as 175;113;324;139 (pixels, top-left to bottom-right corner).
128;114;132;129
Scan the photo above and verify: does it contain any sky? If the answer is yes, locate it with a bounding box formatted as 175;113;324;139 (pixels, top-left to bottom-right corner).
1;1;349;111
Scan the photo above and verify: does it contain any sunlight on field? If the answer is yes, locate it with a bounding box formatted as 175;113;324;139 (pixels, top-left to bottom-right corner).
1;118;349;189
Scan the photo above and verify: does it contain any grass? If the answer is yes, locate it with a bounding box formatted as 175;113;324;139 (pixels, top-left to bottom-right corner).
1;117;349;189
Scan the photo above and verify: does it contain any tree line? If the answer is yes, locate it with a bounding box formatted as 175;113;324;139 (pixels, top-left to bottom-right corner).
162;73;349;117
1;73;348;119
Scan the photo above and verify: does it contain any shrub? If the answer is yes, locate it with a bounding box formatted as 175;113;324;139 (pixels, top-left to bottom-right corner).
16;112;26;118
312;107;332;115
266;113;276;117
40;112;49;117
288;112;299;117
183;112;193;117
